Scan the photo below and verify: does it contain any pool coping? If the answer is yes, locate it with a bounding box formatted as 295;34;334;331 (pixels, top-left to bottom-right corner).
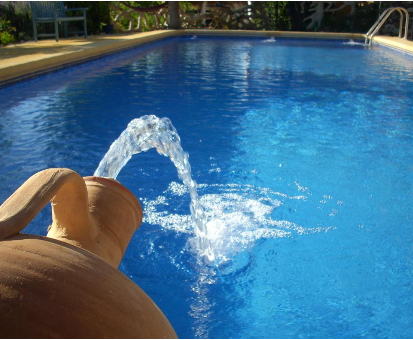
1;29;412;88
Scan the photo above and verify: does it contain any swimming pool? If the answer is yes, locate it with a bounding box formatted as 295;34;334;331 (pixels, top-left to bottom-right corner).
0;36;413;338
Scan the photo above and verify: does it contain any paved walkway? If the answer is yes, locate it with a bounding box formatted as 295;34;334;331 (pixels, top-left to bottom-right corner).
0;30;177;85
373;35;413;53
1;30;412;87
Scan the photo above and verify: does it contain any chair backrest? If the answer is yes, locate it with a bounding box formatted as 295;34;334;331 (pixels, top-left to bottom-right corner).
30;1;66;19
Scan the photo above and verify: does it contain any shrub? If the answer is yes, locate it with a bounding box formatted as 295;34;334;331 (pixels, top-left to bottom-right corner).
1;30;14;44
0;18;15;45
0;1;31;43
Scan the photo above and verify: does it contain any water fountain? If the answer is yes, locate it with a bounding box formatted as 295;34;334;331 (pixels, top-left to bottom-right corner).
95;115;215;262
94;115;334;266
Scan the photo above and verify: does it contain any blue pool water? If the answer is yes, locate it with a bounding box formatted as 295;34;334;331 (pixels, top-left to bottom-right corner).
1;36;413;338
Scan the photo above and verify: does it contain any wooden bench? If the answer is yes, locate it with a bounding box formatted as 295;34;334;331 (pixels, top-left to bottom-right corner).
30;1;88;42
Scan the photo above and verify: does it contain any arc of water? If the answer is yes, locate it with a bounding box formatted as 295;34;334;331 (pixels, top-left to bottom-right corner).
94;115;215;262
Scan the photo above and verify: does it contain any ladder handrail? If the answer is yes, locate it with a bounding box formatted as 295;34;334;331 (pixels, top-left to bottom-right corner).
365;7;393;42
370;8;407;41
365;7;409;45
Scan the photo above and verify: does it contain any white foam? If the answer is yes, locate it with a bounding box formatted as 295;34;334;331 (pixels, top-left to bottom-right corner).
262;37;276;43
342;39;366;46
142;183;335;265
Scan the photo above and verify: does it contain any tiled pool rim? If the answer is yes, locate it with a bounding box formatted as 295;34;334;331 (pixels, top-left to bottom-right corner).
1;29;413;87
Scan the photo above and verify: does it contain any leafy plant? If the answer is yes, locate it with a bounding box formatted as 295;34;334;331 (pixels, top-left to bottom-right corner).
0;2;31;43
1;30;14;44
0;19;16;44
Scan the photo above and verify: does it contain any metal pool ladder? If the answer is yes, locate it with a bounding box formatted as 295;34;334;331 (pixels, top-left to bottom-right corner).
365;7;409;45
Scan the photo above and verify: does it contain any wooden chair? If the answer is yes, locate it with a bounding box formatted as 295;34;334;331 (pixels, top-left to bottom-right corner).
30;2;88;42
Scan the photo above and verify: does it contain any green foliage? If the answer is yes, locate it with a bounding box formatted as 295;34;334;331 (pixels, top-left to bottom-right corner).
126;1;163;9
0;2;112;40
1;30;14;44
65;1;111;34
115;1;163;32
264;2;291;31
0;18;13;32
0;18;15;44
117;2;139;31
179;2;194;12
0;2;31;43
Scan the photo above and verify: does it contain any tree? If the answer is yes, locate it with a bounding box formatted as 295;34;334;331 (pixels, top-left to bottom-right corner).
168;1;180;29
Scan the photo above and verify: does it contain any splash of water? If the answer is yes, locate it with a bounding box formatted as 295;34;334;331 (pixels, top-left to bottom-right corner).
262;37;276;43
342;39;367;46
94;115;214;262
143;182;336;265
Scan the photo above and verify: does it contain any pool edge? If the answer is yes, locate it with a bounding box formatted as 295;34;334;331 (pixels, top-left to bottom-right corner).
0;30;178;88
2;30;413;88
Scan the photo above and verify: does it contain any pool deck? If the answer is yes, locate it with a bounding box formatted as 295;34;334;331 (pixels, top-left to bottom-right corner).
1;29;412;87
